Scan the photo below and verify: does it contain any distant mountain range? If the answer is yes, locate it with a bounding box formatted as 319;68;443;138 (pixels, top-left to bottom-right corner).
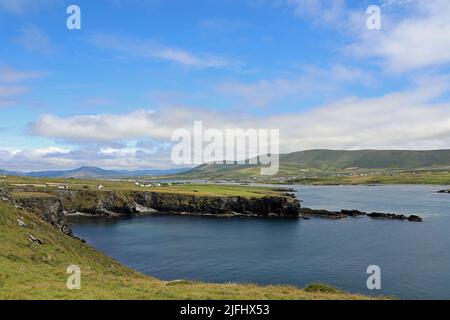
178;149;450;179
3;150;450;179
0;166;191;179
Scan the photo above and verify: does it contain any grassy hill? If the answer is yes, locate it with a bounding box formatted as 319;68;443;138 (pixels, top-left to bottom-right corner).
0;166;191;179
0;190;373;300
179;149;450;179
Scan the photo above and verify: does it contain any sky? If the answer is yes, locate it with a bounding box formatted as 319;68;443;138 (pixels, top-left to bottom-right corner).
1;0;450;170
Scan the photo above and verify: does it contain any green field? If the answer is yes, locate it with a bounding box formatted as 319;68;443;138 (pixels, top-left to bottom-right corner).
283;171;450;185
0;197;373;300
1;175;285;198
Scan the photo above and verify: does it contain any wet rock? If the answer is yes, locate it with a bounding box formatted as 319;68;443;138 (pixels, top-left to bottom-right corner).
300;208;345;219
341;209;367;217
408;215;423;222
367;212;408;220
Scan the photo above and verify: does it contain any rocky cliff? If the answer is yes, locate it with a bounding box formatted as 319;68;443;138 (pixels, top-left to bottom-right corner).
6;188;301;236
1;187;72;235
52;189;301;218
14;195;72;235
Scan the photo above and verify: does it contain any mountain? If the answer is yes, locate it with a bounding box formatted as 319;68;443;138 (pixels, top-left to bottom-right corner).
179;149;450;178
0;166;191;179
3;150;450;180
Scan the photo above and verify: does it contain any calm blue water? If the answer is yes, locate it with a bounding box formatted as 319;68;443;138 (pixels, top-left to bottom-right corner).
70;185;450;299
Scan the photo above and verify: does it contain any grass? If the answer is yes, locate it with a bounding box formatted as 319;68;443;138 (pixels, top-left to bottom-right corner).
287;171;450;185
1;176;285;198
0;199;375;300
11;192;59;199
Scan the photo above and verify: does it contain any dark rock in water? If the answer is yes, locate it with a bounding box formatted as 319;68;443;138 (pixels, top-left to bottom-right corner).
341;209;367;217
437;190;450;194
301;208;367;219
368;212;407;220
367;212;422;222
408;215;423;222
301;206;423;222
300;208;345;219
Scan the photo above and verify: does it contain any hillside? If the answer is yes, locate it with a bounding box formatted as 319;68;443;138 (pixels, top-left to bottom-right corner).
0;166;191;179
0;189;370;300
179;149;450;179
3;150;450;181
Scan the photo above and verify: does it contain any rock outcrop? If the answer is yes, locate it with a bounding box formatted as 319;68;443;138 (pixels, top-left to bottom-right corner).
300;207;422;222
0;187;72;235
14;195;72;235
6;188;301;236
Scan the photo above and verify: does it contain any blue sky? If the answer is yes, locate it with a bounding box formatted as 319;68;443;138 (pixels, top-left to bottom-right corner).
1;0;450;170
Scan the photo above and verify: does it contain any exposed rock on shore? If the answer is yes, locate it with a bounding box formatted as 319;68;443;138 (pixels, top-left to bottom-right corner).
300;207;422;222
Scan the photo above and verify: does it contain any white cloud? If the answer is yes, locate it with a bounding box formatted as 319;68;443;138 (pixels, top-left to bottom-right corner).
282;0;450;72
26;78;450;153
27;106;251;143
349;0;450;72
216;64;373;108
0;145;179;171
89;34;235;69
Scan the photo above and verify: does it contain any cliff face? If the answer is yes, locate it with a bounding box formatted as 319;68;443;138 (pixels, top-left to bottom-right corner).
133;192;300;217
14;195;72;236
1;187;72;235
52;190;301;218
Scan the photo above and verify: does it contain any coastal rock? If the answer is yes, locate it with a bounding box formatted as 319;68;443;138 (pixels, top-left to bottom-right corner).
15;195;72;236
341;209;367;217
367;212;408;220
408;215;423;222
47;189;302;219
133;192;301;218
300;208;344;219
300;206;422;222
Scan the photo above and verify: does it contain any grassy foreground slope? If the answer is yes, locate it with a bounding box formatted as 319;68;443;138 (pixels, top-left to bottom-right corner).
0;200;371;300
